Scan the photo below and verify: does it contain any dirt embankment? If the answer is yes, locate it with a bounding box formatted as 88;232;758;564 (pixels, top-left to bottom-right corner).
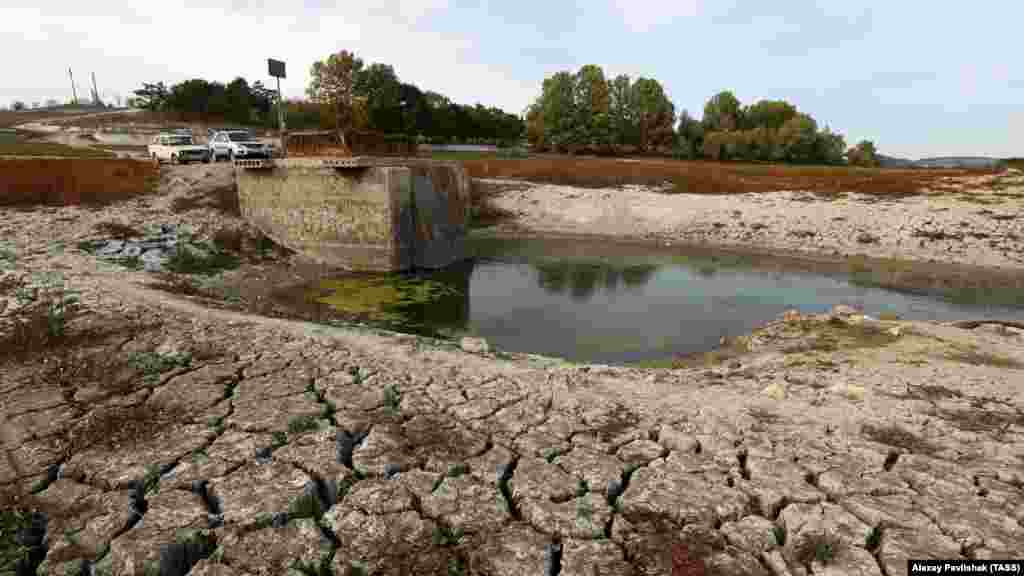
478;168;1024;272
2;163;1022;575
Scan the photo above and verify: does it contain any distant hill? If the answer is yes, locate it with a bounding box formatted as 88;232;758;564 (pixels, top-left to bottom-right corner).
876;154;1005;169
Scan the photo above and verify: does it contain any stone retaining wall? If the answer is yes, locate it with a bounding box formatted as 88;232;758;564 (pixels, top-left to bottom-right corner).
235;158;470;272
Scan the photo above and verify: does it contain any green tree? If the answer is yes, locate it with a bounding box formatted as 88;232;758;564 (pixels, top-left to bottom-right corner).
815;127;847;165
609;74;637;150
742;99;797;131
539;71;578;152
307;49;365;142
846;139;879;167
526;103;545;150
777;113;820;163
702;90;742;132
574;65;612;152
675;109;704;158
225;77;252;124
632;77;675;152
131;82;168;111
355;63;401;132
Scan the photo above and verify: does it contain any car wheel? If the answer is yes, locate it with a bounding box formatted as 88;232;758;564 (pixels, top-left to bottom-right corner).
151;153;159;165
210;149;218;162
228;150;235;162
171;153;178;165
202;153;211;164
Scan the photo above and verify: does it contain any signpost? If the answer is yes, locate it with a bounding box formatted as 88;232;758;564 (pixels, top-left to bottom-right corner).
268;58;287;157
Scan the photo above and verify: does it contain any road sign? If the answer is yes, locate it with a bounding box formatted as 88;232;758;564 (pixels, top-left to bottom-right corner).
268;58;286;79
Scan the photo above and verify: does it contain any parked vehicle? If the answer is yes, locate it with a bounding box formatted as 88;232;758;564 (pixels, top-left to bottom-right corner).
148;133;211;164
209;130;271;161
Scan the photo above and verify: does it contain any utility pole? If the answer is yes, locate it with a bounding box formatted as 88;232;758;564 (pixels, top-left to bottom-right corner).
69;68;78;105
91;72;100;106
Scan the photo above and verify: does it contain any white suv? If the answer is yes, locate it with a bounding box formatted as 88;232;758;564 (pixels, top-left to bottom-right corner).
209;130;271;161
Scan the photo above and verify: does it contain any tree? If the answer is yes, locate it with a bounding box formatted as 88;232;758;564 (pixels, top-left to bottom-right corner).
702;90;742;132
846;140;879;167
131;82;169;111
742;99;797;131
632;77;675;152
538;71;578;152
777;113;819;163
45;99;59;108
675;110;703;158
609;74;637;149
307;50;365;142
11;101;26;111
355;63;401;132
815;127;847;165
574;65;612;151
225;77;252;124
525;103;545;150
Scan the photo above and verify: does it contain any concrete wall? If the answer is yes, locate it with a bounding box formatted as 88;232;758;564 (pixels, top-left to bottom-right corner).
236;158;469;272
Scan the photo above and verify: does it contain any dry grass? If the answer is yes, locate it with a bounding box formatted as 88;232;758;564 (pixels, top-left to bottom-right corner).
0;158;158;207
459;157;993;196
0;142;116;158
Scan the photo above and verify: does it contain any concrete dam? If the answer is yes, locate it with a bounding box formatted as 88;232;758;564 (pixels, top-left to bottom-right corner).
235;157;471;272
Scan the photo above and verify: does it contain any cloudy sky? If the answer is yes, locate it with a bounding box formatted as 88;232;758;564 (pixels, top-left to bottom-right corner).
3;0;1021;158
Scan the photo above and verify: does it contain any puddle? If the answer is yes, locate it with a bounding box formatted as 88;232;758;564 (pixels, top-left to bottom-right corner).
257;235;1024;365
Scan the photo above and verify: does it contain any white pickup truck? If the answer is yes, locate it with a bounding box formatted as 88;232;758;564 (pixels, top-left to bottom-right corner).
148;133;211;164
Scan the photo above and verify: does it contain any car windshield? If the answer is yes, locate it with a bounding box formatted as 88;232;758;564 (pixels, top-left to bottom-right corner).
227;132;253;142
168;136;193;145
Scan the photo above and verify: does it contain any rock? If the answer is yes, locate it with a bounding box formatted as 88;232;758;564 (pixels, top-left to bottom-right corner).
121;244;143;258
460;336;491;354
97;240;124;255
620;460;748;527
617;439;667;466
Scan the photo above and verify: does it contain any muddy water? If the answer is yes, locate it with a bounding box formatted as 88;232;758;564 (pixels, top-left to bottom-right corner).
269;235;1024;365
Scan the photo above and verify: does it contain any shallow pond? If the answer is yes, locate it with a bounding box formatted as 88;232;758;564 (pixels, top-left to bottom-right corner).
281;235;1024;365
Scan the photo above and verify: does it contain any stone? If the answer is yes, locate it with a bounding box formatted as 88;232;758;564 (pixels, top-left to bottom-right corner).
555;447;624;495
617;439;667;466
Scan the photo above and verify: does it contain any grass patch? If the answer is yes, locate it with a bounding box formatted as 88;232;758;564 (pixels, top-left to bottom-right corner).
164;239;240;276
772;525;786;547
287;415;320;436
794;531;841;566
128;350;192;384
432;525;465;547
634;337;751;369
383;383;401;414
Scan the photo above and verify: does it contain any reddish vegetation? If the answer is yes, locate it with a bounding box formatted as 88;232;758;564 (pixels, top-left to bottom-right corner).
672;542;707;576
0;158;158;206
459;156;994;196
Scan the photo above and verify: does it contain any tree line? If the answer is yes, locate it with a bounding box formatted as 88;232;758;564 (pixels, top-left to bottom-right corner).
130;52;524;145
526;64;879;166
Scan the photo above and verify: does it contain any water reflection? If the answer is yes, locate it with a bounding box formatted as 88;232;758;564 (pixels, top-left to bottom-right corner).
534;261;658;301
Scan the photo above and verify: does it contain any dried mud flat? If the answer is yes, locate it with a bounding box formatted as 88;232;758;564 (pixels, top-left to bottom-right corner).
2;164;1024;576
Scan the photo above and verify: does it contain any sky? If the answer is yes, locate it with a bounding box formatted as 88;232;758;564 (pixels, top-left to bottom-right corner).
2;0;1021;159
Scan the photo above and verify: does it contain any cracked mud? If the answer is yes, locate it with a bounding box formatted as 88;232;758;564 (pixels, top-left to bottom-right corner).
2;164;1023;575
